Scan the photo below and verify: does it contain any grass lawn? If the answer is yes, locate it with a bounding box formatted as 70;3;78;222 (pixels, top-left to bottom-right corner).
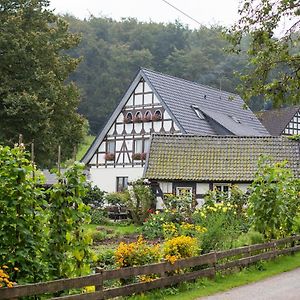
85;222;140;253
86;223;139;236
128;252;300;300
76;135;95;161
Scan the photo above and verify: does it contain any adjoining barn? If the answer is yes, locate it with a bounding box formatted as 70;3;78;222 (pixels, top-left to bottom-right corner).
144;134;300;209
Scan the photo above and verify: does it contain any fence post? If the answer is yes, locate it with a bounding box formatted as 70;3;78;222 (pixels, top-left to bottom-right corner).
210;252;217;280
291;234;296;256
95;267;104;299
160;259;167;279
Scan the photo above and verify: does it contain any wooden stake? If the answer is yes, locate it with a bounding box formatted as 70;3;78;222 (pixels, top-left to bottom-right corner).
31;141;35;179
18;134;23;146
58;145;61;176
73;145;77;161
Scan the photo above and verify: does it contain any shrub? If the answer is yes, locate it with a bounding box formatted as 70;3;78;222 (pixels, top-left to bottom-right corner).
115;236;161;268
193;200;245;252
248;157;299;239
91;230;107;243
141;210;183;239
179;222;207;238
163;222;179;239
124;180;155;225
234;230;265;247
0;145;48;283
163;236;198;264
83;183;105;208
47;163;93;279
96;249;116;270
292;212;300;234
141;212;166;239
90;209;109;225
105;192;128;206
164;194;193;220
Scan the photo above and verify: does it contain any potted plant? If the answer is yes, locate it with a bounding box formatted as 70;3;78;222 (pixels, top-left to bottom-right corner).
123;117;132;123
105;153;115;161
143;112;152;122
133;115;142;123
132;153;142;160
152;113;162;121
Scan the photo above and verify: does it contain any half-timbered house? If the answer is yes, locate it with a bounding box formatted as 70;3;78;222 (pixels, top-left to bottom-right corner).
257;106;300;136
82;68;269;192
144;134;300;208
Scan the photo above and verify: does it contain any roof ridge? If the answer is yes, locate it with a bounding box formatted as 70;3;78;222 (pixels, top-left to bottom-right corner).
141;67;239;98
152;133;287;139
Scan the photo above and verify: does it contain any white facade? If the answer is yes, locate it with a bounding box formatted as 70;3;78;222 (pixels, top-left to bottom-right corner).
86;77;180;192
89;166;144;192
157;181;250;209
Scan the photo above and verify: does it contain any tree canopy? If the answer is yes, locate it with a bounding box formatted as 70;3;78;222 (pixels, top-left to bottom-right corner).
0;0;86;166
65;17;249;134
227;0;300;107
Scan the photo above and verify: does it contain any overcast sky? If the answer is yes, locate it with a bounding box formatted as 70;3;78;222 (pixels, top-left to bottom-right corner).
49;0;241;29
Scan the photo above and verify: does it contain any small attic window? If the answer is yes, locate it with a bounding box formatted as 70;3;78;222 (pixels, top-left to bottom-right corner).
230;116;241;124
191;105;205;120
153;110;162;121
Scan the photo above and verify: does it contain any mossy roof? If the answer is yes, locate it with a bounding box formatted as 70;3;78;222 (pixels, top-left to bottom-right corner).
144;135;300;182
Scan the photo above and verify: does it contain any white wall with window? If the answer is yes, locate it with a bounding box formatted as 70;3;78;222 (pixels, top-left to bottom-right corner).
89;167;144;192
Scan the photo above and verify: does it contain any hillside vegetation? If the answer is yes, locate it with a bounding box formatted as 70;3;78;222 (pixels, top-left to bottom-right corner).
65;17;252;134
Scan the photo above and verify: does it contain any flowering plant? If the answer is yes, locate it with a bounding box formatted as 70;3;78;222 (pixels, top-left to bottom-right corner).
115;236;161;268
163;235;198;264
0;265;18;288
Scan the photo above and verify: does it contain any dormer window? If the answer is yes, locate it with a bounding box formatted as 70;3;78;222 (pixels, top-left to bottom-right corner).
153;109;162;121
191;105;205;120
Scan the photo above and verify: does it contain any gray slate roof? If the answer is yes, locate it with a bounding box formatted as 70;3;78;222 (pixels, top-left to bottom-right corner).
257;106;300;136
142;69;269;136
144;134;300;182
82;68;269;164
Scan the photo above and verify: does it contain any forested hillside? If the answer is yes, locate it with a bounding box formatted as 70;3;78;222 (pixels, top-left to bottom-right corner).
65;16;253;134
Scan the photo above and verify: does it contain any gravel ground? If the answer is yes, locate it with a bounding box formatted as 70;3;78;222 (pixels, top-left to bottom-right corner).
198;267;300;300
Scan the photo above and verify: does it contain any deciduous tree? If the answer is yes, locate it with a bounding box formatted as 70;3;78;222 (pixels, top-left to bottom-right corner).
0;0;86;166
227;0;300;107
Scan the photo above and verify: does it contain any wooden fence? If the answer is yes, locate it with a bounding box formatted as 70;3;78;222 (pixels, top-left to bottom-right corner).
1;235;300;300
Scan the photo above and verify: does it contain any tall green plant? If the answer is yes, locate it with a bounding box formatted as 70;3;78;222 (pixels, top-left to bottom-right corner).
248;157;299;239
125;180;155;225
47;163;93;279
0;146;48;283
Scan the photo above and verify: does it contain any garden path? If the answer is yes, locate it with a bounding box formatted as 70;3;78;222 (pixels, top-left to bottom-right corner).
198;267;300;300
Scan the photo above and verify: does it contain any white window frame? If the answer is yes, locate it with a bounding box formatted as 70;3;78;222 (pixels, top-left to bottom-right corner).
134;139;143;153
176;187;193;198
107;140;115;153
213;183;231;197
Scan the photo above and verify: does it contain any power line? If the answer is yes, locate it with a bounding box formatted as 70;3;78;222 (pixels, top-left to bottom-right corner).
161;0;202;26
